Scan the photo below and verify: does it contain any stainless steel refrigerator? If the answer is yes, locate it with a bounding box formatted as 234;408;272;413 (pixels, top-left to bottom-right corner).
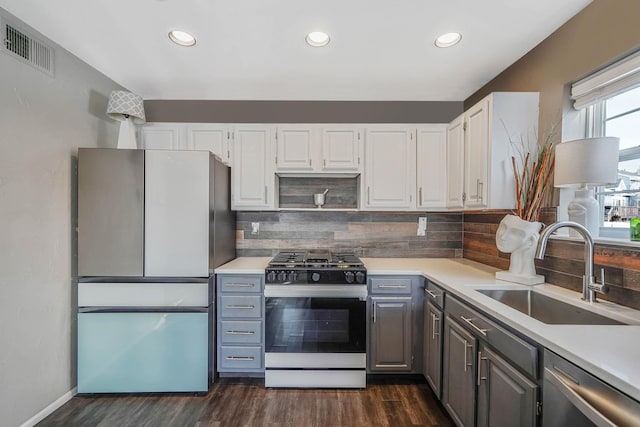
76;148;235;393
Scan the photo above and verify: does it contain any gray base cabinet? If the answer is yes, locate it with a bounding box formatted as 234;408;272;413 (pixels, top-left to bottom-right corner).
367;275;424;373
442;315;477;427
440;295;540;427
216;274;265;374
477;345;537;427
424;299;443;398
370;297;413;371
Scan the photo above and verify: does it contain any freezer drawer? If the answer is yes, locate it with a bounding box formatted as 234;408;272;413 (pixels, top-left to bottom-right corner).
78;312;208;393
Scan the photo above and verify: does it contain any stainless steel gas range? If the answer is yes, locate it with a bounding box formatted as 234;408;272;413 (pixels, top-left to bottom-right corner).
264;250;367;388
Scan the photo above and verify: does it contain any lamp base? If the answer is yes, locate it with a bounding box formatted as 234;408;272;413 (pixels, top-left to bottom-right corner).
567;188;600;238
116;118;138;149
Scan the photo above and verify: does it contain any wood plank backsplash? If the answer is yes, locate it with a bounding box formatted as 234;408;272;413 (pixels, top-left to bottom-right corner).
236;211;463;258
463;209;640;310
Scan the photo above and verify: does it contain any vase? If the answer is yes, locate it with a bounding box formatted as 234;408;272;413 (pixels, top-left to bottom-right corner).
494;214;545;285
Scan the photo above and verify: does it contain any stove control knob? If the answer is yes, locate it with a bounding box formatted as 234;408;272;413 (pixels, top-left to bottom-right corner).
355;271;366;284
277;271;287;282
288;271;297;282
267;270;276;282
345;271;355;284
311;272;321;282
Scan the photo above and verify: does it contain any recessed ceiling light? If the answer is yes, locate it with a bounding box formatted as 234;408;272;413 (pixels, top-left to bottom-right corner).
435;32;462;48
305;31;330;47
168;30;196;47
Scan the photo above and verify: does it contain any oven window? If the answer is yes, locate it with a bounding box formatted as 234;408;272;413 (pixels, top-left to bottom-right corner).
265;297;366;353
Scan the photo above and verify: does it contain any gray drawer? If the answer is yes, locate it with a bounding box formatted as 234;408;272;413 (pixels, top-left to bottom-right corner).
220;346;263;370
219;275;263;293
424;281;445;309
220;295;262;318
446;296;538;379
220;321;262;344
370;277;413;295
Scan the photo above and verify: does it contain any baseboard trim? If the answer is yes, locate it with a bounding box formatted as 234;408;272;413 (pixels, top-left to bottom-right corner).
20;387;77;427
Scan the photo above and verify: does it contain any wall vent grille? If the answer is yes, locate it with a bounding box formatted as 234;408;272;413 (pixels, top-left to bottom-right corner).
2;18;54;76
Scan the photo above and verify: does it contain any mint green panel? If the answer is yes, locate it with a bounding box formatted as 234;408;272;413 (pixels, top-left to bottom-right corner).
78;312;208;393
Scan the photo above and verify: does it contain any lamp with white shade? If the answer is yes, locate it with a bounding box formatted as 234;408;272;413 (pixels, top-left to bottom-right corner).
554;137;620;237
106;90;146;149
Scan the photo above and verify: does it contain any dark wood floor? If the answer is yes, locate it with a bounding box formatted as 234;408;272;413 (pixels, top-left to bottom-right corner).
37;376;454;427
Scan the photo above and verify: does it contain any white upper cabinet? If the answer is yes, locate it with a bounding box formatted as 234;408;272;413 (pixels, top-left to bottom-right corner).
275;125;315;171
446;115;465;209
274;125;362;174
138;123;231;165
462;92;539;210
231;125;275;210
363;126;416;210
416;125;448;209
139;124;181;150
321;127;362;172
186;125;230;165
464;98;490;208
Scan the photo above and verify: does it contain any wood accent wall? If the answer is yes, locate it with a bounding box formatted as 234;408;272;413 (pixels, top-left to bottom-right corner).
237;211;463;258
463;209;640;310
278;177;359;209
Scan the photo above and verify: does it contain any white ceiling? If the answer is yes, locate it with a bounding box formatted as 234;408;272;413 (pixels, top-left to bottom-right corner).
0;0;592;101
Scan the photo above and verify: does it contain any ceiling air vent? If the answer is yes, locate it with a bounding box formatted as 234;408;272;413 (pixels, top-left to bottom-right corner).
2;19;54;76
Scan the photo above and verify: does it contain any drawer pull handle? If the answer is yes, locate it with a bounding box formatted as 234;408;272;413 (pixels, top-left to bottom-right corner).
225;356;255;361
461;316;488;336
424;289;440;299
226;305;256;309
226;330;255;335
226;283;255;288
378;285;407;289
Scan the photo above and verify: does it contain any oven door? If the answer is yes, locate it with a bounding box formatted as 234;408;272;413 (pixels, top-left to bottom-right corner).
263;285;367;388
264;285;367;354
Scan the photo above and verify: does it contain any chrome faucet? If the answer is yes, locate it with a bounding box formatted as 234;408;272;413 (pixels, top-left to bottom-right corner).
535;221;607;303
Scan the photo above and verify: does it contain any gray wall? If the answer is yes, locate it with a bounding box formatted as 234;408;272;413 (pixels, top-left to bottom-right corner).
0;9;122;427
145;99;463;123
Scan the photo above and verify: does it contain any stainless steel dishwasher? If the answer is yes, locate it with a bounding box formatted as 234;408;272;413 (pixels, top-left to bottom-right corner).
543;349;640;426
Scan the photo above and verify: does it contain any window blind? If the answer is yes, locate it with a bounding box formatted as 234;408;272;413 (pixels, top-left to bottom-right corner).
571;50;640;109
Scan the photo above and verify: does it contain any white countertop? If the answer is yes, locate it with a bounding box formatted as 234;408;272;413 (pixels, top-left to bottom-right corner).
215;256;640;401
215;257;271;274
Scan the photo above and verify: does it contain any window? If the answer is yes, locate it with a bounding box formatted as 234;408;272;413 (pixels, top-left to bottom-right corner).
572;51;640;238
590;87;640;234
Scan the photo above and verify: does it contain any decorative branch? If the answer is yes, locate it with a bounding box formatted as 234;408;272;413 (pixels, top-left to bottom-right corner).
506;120;558;223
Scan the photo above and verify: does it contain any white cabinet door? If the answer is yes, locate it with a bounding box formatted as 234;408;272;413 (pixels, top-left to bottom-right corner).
447;116;465;209
231;125;275;210
321;126;362;172
464;98;490;208
186;125;230;165
139;124;183;150
275;125;315;171
457;92;538;210
416;125;447;209
363;126;416;210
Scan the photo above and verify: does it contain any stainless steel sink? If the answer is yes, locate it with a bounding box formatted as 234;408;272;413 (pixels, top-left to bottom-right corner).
476;289;625;325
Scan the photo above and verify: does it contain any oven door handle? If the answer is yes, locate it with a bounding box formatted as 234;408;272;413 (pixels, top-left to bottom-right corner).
264;285;367;299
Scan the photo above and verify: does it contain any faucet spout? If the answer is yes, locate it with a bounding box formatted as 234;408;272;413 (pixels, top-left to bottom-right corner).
535;221;604;303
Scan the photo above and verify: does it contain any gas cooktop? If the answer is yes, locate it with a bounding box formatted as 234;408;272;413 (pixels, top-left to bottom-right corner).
265;250;366;285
